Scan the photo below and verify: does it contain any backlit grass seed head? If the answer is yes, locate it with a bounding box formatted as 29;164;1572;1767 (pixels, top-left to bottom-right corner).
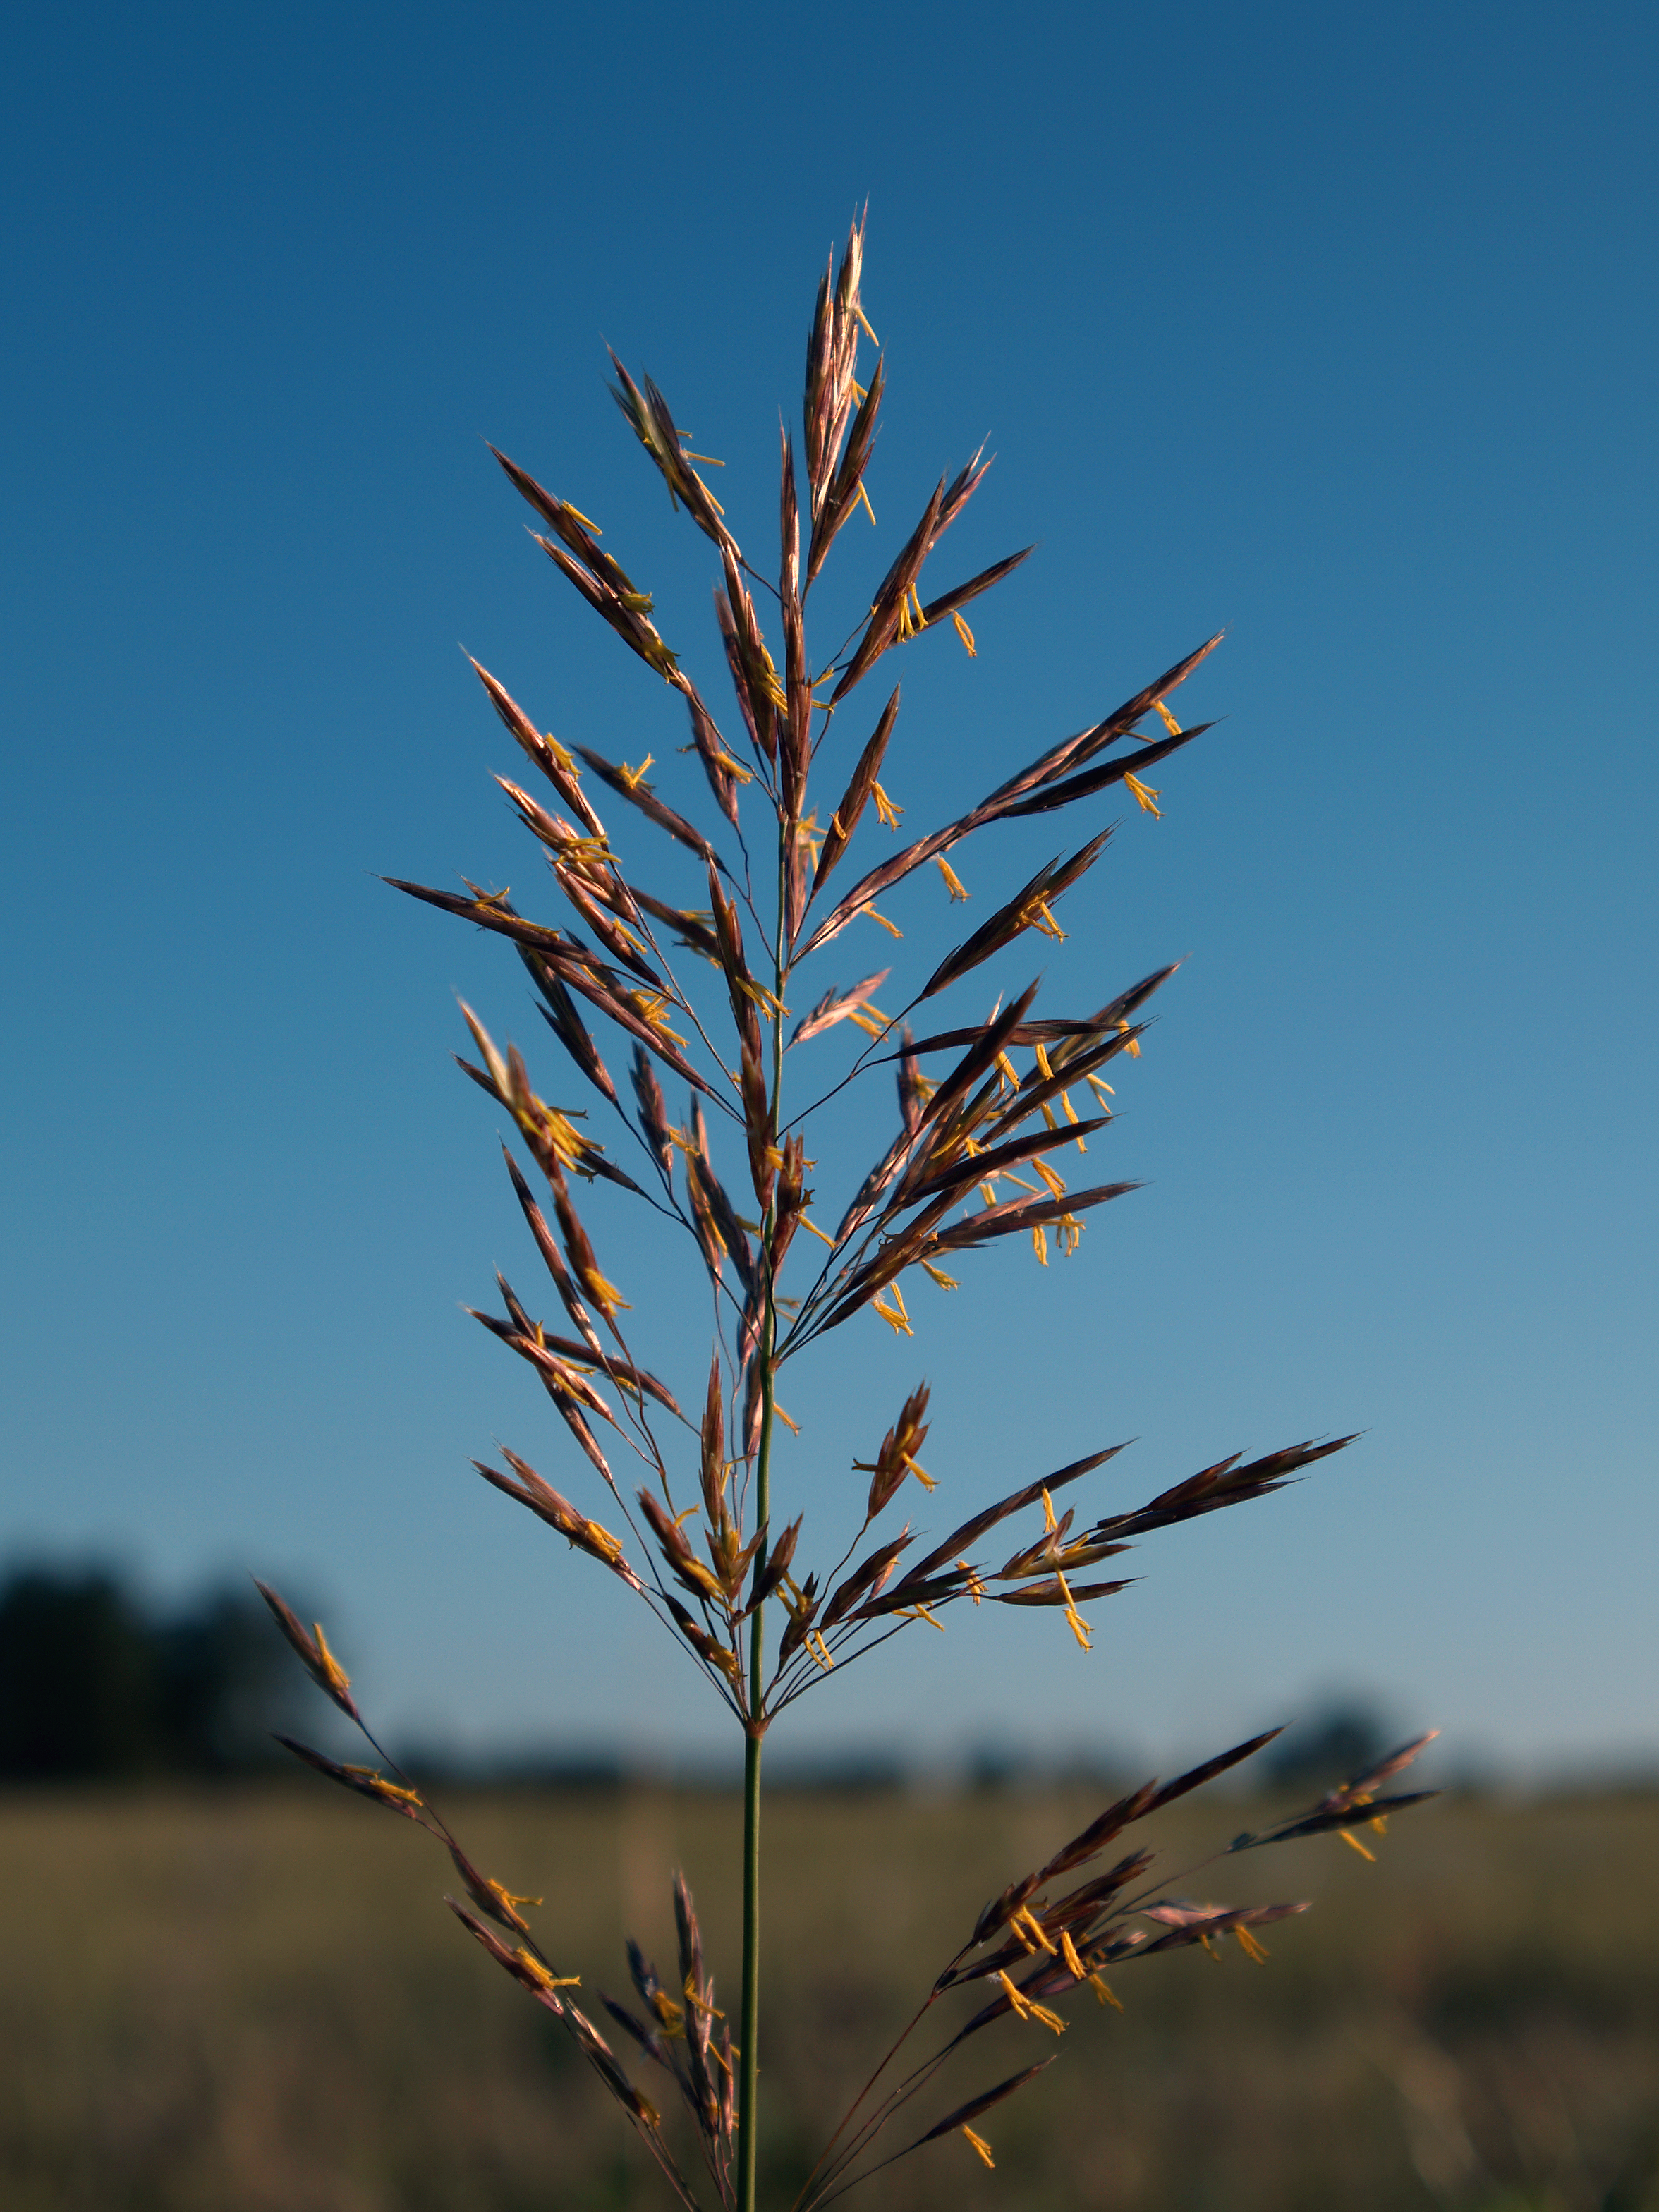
448;1845;542;1937
253;1581;360;1722
547;1165;631;1323
344;1764;423;1809
273;1734;427;1821
854;1383;934;1518
456;1003;596;1178
474;1454;632;1579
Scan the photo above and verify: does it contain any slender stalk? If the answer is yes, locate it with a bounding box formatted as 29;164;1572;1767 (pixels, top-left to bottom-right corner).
738;1369;772;2212
739;827;790;2212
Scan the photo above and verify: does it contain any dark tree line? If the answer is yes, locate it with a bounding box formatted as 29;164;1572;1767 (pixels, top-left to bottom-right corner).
0;1567;304;1780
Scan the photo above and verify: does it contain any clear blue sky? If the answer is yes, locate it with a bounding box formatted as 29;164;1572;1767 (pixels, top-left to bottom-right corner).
4;1;1654;1778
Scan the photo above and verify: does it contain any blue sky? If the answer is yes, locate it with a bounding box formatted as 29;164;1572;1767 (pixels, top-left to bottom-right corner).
4;0;1655;1777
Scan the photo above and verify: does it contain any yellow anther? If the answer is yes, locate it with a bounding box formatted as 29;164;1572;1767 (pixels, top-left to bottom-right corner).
513;1949;580;1991
1340;1829;1378;1861
1123;772;1162;818
872;781;903;830
682;1976;726;2021
1153;697;1181;735
1013;1907;1057;1957
629;993;691;1049
935;856;971;901
1056;1570;1092;1653
487;1878;544;1916
578;1261;633;1319
619;755;655;791
312;1622;351;1697
737;976;791;1019
554;834;612;867
344;1766;423;1809
581;1516;625;1564
963;2127;996;2169
995;1970;1067;2034
952;610;977;657
920;1260;959;1291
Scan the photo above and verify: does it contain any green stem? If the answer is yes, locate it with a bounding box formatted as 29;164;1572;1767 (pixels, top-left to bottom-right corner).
737;1367;771;2212
739;829;789;2212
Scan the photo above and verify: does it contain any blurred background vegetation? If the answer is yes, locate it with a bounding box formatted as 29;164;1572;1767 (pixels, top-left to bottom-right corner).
3;1570;1655;2212
0;1566;301;1781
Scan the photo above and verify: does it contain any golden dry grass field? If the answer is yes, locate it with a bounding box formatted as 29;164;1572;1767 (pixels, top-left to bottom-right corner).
1;1781;1655;2211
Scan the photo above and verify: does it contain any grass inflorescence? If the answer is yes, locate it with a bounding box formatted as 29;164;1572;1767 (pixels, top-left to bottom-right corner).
260;215;1438;2211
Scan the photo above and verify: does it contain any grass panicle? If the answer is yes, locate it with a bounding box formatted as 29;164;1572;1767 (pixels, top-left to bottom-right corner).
260;217;1436;2212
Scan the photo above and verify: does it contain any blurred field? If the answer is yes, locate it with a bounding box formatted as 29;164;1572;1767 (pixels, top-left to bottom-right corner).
1;1780;1655;2211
